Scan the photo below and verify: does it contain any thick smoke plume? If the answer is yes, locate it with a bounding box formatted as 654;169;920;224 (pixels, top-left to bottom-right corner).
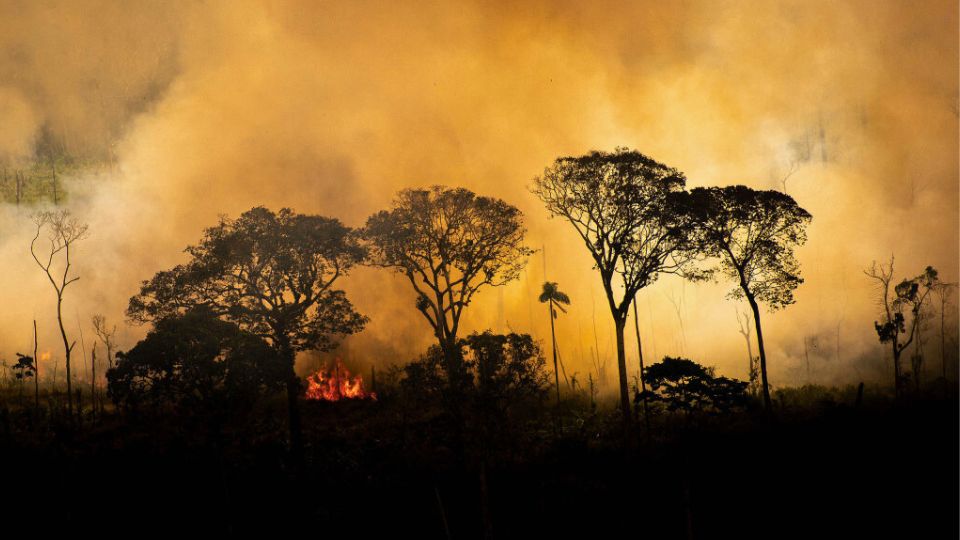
1;0;957;389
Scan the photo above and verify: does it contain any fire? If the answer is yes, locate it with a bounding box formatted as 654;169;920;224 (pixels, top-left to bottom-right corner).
40;351;51;362
305;359;376;401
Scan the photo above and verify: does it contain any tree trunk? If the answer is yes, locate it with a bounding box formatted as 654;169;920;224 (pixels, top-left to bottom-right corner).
57;295;73;418
91;344;97;422
439;335;463;392
51;159;59;205
941;304;947;388
891;343;901;399
548;302;561;408
747;295;772;411
632;298;649;430
281;344;304;470
614;317;630;419
33;320;39;411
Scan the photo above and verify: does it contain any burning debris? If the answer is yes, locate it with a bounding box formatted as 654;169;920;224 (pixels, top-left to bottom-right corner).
304;359;376;401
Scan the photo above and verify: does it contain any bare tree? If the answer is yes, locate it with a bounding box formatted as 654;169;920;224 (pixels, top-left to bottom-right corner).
931;281;957;388
30;210;88;418
33;320;39;410
735;306;759;395
864;258;938;397
664;288;688;354
776;160;801;195
90;342;98;417
911;303;934;391
92;314;118;370
16;170;24;206
533;148;699;418
49;152;59;205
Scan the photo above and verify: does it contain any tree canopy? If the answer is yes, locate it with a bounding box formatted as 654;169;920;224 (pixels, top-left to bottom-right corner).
128;206;368;354
402;331;550;414
365;186;532;377
642;357;749;414
688;186;811;310
538;281;570;316
687;185;812;410
533;148;698;320
532;147;699;417
866;259;939;394
108;308;287;415
127;206;368;460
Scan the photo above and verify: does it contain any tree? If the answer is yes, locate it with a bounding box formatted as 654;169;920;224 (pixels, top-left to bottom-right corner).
92;314;117;370
864;259;938;397
735;306;760;396
931;281;958;388
108;308;287;419
127;206;367;461
30;210;88;418
642;357;749;414
532;148;698;418
365;186;533;387
401;330;550;539
401;331;550;438
12;353;36;408
538;281;570;407
687;185;811;411
32;320;38;410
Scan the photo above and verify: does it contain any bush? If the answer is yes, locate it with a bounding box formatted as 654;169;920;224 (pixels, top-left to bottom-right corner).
107;308;287;419
641;356;749;414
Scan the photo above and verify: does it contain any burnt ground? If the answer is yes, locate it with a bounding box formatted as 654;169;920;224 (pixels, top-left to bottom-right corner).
0;395;956;539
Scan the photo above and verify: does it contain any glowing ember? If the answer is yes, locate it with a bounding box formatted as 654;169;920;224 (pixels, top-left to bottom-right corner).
305;359;376;401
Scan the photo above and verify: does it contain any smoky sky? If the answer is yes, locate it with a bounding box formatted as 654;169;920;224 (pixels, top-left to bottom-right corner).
1;0;957;388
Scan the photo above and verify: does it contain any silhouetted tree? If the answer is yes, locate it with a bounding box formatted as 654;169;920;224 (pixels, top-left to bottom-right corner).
533;148;699;418
642;357;749;414
108;308;286;420
865;259;938;396
687;186;811;410
931;281;958;387
539;281;570;407
32;320;38;410
30;210;88;418
127;206;367;462
91;314;117;370
12;353;36;408
401;330;549;540
735;306;760;396
365;186;532;388
402;331;550;431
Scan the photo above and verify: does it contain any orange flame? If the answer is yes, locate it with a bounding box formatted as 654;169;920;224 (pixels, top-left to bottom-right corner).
305;359;376;401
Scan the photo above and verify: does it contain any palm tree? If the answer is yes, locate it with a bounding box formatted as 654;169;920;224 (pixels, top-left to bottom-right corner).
539;282;571;406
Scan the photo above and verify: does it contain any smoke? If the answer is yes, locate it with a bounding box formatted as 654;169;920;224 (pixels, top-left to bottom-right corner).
0;0;957;390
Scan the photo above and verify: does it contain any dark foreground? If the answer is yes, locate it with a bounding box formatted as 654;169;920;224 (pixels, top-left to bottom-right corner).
1;394;956;539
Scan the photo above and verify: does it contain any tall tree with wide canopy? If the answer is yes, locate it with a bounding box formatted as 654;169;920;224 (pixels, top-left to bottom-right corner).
687;186;811;410
127;206;367;460
532;148;698;418
364;186;533;386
